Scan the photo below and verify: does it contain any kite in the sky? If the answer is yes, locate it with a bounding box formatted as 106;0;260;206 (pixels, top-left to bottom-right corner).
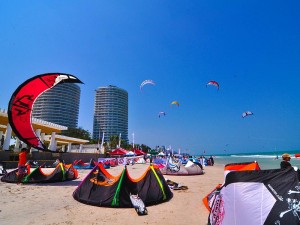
8;73;83;151
206;80;220;90
140;80;155;91
158;111;166;118
242;111;254;118
171;101;180;107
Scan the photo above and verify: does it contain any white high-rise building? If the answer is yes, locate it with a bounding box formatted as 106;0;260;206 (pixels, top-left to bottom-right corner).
93;85;128;143
32;83;81;128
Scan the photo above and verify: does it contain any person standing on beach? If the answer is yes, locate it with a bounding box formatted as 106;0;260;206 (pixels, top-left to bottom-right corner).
17;147;30;183
280;153;292;169
209;156;214;166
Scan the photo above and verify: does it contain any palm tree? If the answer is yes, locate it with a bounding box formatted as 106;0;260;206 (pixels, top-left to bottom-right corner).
109;135;119;149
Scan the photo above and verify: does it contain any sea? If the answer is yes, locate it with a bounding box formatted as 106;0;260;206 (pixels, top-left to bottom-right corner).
209;150;300;170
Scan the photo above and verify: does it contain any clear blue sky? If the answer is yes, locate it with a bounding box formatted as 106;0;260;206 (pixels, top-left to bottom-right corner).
0;1;299;155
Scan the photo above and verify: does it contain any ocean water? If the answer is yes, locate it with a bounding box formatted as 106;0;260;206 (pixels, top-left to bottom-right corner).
211;150;300;170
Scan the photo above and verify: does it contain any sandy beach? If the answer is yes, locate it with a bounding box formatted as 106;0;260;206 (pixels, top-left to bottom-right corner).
0;163;224;225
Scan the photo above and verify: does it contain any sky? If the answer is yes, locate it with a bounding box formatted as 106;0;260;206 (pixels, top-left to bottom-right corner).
0;1;300;155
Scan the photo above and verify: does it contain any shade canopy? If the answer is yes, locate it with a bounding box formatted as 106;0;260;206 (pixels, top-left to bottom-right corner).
125;151;136;156
132;148;146;156
149;149;159;155
109;148;128;155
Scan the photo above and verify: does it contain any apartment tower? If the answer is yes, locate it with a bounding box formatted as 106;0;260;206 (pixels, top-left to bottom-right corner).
32;83;81;128
93;85;128;143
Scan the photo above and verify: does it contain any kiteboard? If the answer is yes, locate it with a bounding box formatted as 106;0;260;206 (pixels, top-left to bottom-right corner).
0;163;6;176
130;193;148;215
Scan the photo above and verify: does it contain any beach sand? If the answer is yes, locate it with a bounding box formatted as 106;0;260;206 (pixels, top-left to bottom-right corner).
0;163;224;225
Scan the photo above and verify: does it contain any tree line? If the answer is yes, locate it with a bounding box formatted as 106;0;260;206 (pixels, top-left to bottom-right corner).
63;127;151;153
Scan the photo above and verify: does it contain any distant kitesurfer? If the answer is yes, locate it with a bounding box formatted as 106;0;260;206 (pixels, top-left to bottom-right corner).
280;153;292;169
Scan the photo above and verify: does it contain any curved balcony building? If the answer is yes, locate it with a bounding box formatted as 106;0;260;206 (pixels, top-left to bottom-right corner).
93;85;128;143
32;83;81;128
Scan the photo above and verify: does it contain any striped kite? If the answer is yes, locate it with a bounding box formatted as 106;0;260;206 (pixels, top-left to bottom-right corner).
140;80;155;91
206;80;220;90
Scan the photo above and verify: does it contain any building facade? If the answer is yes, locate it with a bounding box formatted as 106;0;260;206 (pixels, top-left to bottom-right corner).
32;83;81;128
93;85;128;143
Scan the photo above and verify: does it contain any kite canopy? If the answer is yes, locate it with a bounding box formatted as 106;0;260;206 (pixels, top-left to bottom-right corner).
73;159;97;169
1;163;78;183
158;111;166;118
203;161;261;212
0;163;6;176
206;80;220;90
171;101;179;107
73;163;173;208
8;73;83;151
160;157;204;175
202;183;223;211
224;161;261;172
208;168;300;225
140;79;155;91
242;111;254;118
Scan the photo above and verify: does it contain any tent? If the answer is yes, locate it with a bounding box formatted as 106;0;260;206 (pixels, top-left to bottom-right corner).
1;163;78;183
158;152;165;156
132;149;146;156
160;157;204;175
148;149;158;155
208;167;300;225
109;148;128;156
73;163;173;208
125;151;136;156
